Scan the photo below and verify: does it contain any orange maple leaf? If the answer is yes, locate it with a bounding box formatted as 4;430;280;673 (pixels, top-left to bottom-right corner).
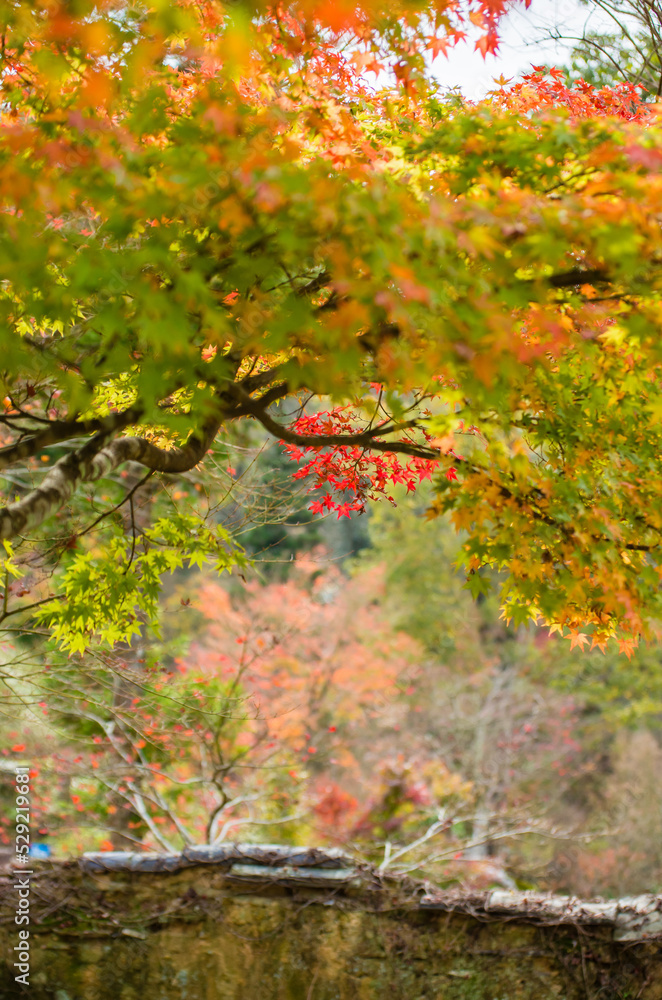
567;631;589;651
426;35;450;59
617;637;638;659
475;31;499;58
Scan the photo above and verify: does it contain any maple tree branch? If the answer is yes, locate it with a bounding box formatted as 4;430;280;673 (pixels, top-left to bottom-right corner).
231;387;440;460
0;417;221;541
231;382;291;415
239;367;288;393
274;424;436;459
0;408;143;473
543;268;609;288
452;457;660;554
77;471;155;540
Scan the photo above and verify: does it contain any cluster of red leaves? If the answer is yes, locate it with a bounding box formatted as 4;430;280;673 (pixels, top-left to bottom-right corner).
282;407;452;517
280;0;516;66
497;67;650;121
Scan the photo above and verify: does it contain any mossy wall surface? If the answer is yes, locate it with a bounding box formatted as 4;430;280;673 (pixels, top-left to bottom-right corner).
0;865;661;1000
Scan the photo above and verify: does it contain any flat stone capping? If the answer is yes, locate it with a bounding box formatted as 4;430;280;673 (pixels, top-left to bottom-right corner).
421;888;662;941
74;845;662;942
79;843;353;874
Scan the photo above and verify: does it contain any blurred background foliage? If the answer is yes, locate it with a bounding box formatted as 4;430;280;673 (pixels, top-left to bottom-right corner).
3;423;662;899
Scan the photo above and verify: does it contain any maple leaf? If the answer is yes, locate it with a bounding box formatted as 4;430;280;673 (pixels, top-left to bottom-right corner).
475;30;499;57
351;51;385;75
426;34;450;59
567;632;590;651
617;637;638;660
335;502;354;519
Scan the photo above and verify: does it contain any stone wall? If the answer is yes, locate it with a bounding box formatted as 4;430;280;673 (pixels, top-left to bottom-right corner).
0;849;661;1000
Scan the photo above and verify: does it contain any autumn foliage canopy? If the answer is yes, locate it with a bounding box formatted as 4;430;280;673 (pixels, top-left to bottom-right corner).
1;0;662;653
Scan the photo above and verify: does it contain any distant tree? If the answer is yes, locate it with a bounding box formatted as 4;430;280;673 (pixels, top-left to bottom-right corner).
557;0;662;94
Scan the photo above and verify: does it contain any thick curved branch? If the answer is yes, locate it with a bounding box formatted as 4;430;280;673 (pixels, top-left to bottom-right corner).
232;382;290;414
0;408;144;473
0;417;220;540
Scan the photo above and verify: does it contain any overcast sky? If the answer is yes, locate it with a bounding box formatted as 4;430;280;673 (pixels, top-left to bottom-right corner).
433;0;620;97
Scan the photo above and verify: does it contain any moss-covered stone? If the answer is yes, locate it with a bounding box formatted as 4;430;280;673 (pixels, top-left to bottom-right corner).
1;864;661;999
